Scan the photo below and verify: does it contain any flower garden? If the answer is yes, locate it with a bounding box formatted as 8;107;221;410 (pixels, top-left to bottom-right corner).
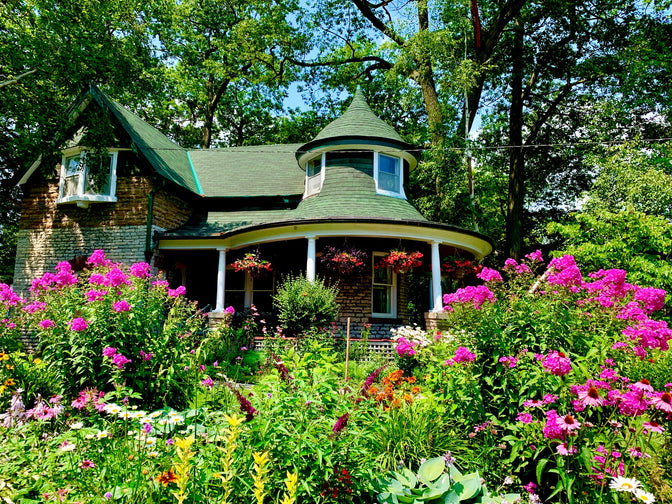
0;250;671;503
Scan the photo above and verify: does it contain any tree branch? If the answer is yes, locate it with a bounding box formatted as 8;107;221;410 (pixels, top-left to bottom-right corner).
350;0;406;46
0;69;38;89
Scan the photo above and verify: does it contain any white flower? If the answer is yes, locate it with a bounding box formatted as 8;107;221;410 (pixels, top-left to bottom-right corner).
610;476;642;493
96;430;109;439
104;404;122;415
69;422;84;430
132;411;146;420
118;411;134;419
59;440;76;452
634;489;656;503
147;451;159;458
143;436;158;447
148;411;163;419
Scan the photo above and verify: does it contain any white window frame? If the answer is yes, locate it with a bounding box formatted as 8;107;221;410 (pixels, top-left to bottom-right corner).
372;252;397;318
304;152;325;198
373;152;405;198
56;147;118;208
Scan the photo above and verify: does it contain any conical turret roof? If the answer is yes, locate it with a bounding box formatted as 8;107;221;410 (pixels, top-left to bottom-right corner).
311;87;405;144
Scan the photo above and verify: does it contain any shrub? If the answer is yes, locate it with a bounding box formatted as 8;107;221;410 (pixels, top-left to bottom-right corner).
19;251;208;409
273;275;340;337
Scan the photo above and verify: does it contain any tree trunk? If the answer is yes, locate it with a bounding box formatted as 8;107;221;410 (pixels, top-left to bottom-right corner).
506;18;525;260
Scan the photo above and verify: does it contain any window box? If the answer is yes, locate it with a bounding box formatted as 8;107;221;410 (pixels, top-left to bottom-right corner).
56;148;118;208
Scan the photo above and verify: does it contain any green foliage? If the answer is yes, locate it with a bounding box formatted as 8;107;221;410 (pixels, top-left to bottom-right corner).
548;207;672;295
273;274;340;336
22;253;208;409
374;457;518;504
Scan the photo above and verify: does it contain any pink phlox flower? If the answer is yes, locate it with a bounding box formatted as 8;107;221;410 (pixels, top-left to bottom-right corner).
224;306;235;315
88;273;107;286
139;350;152;361
503;258;532;275
54;261;78;288
153;280;169;289
547;255;583;289
87;250;112;268
129;262;151;278
0;283;24;306
498;355;517;368
443;285;496;310
622;318;672;351
617;302;648;321
452;346;476;364
542;410;566;440
517;412;534;424
476;267;503;283
395;337;418;357
201;376;214;388
105;267;131;288
23;301;47;314
541;351;572;376
112;300;131;313
556;442;578;456
633;286;666;313
543;394;558;404
523;399;545;408
69;318;89;331
30;272;56;294
38;319;55;329
617;389;648;416
85;289;107;302
168;286;186;297
523;482;538;493
111;353;131;370
556;413;581;432
102;347;117;358
525;249;544;263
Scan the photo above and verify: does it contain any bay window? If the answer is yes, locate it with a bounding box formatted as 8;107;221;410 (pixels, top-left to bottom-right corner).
57;148;118;208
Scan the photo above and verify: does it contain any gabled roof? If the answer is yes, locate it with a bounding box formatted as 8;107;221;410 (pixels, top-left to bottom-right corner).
19;86;203;195
89;88;202;195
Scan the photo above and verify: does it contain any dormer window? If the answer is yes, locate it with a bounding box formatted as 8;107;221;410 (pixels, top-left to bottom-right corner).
374;153;405;198
304;153;325;198
57;148;118;208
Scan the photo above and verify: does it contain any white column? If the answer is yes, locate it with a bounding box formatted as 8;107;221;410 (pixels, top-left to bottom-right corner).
306;235;317;282
215;248;227;312
431;241;443;312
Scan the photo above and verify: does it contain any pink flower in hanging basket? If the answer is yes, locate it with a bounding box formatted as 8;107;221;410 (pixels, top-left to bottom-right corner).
231;251;272;277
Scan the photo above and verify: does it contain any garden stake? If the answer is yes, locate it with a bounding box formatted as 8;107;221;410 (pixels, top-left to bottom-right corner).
345;317;351;381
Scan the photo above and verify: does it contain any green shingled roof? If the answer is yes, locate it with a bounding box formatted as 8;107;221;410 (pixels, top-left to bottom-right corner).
90;87;201;195
188;145;305;197
309;88;405;145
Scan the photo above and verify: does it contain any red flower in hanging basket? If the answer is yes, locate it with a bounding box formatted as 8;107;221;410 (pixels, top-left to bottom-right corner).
375;250;423;274
231;252;272;277
321;246;368;275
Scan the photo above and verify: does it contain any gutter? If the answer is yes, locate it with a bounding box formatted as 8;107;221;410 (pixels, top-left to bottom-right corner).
145;187;156;262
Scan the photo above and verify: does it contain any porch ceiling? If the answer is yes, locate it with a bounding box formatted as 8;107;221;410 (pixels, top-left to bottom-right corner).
157;218;493;259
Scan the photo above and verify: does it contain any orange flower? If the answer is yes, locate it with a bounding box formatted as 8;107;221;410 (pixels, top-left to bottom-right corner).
391;398;402;409
368;386;379;396
403;394;413;404
375;393;386;402
155;469;178;487
3;379;15;386
406;376;417;384
411;386;421;394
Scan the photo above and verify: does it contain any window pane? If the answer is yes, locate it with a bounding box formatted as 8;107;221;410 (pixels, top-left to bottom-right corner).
83;156;112;195
62;175;79;197
307;158;322;177
374;266;391;285
226;269;246;290
225;292;245;311
378;155;400;193
373;286;391;314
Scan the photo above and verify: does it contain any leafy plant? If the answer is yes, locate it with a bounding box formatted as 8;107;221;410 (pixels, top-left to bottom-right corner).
273;274;340;337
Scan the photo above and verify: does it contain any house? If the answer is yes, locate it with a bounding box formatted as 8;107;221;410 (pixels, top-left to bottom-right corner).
14;85;492;339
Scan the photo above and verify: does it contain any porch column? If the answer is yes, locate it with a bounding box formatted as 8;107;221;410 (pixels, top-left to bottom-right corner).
215;247;227;312
431;241;443;312
306;235;317;282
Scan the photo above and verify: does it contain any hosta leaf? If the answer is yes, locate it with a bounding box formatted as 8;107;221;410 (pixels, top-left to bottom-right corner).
417;457;446;484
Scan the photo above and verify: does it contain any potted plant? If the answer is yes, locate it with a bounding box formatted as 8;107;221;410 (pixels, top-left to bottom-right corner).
231;251;272;277
375;249;423;274
320;245;369;276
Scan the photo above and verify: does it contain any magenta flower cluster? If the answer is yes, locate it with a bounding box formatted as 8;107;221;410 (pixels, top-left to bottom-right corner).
443;285;496;311
102;346;132;370
445;346;476;366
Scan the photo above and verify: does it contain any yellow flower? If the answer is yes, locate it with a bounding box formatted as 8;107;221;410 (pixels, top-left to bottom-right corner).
34;358;42;364
224;413;244;428
0;351;8;361
280;472;299;504
3;379;14;387
252;451;270;504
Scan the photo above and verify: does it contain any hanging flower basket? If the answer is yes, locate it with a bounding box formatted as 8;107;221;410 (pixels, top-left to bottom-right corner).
321;246;369;276
441;257;482;279
231;251;272;277
375;249;423;274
